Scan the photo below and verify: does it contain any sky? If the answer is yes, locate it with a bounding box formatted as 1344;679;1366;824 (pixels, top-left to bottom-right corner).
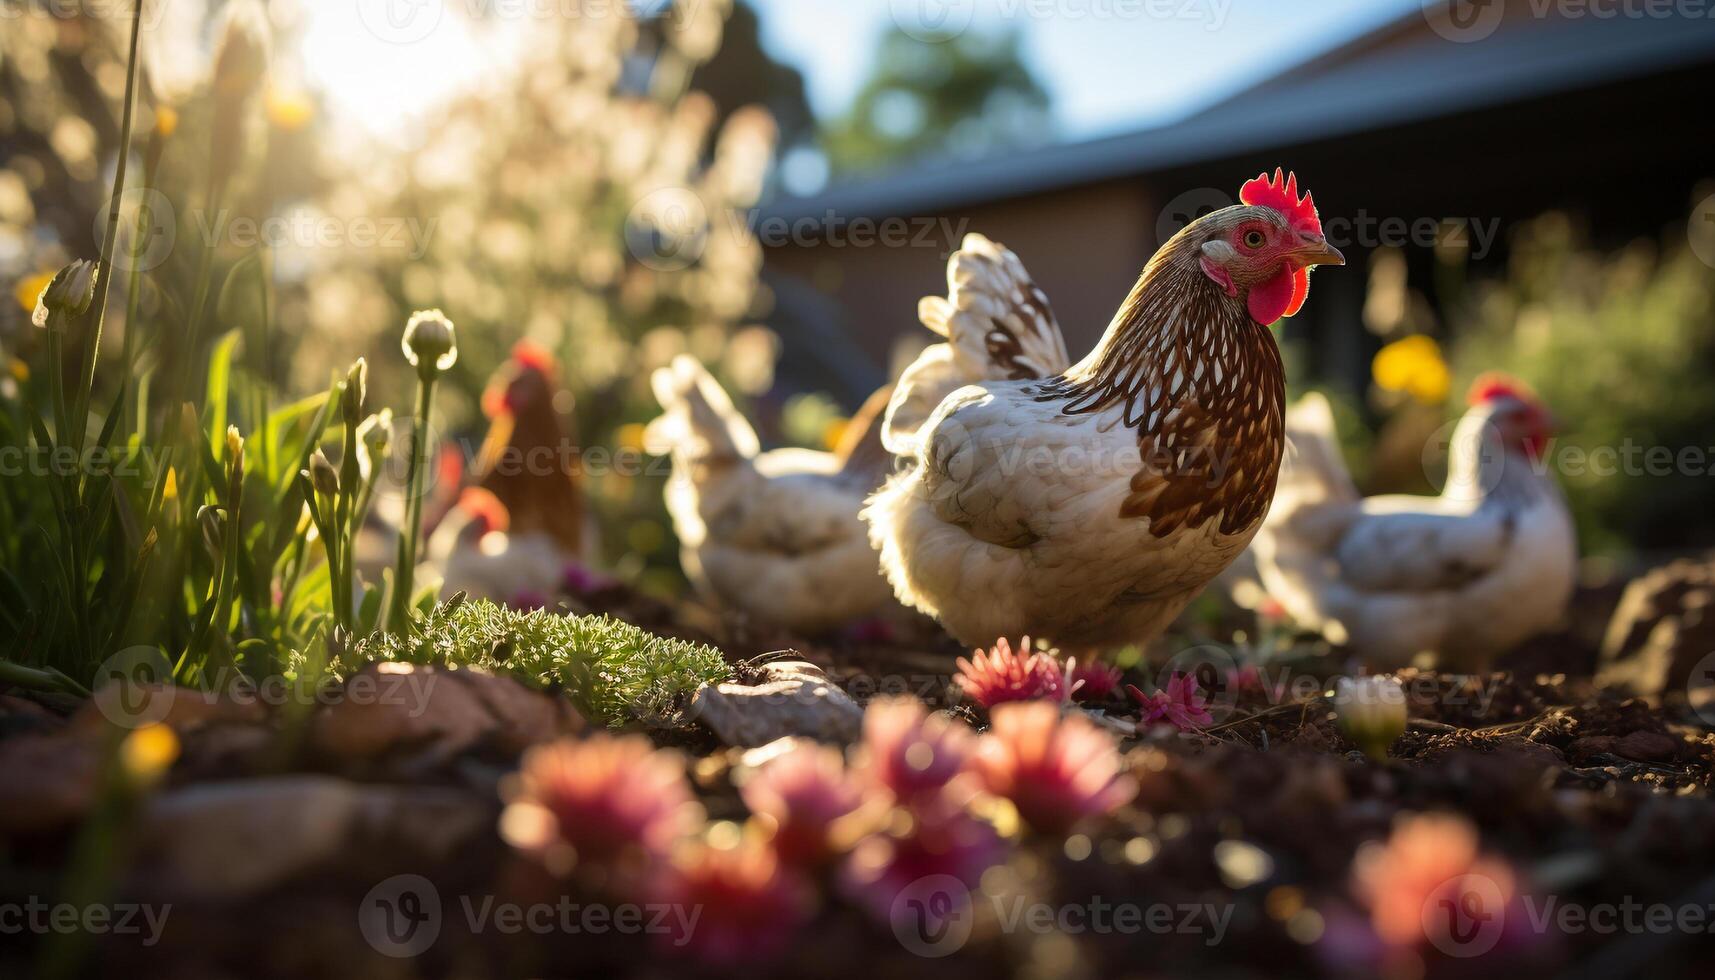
746;0;1424;140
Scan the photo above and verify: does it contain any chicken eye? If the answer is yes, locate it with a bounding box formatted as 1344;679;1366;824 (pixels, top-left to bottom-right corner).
1242;229;1266;250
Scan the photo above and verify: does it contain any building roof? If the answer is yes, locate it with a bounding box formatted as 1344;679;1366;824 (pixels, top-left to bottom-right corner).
757;5;1715;226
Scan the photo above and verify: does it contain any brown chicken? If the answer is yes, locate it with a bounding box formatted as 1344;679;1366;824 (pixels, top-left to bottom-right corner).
472;341;596;561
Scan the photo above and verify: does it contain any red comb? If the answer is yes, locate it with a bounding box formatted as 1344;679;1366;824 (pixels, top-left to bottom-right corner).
512;340;556;375
1239;168;1321;237
457;486;510;535
436;443;465;488
1467;372;1535;406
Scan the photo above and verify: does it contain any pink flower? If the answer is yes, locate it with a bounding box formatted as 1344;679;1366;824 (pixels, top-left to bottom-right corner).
955;636;1064;709
1258;597;1289;623
859;696;974;802
841;796;1005;927
843;616;897;645
1128;673;1214;731
501;734;702;871
649;838;811;967
1351;813;1523;953
974;702;1136;835
509;590;550;611
560;561;614;596
1066;657;1123;702
741;741;870;866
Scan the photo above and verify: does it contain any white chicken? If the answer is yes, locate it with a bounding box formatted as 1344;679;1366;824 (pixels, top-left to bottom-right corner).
421;487;570;606
646;355;898;633
864;170;1346;649
1250;376;1577;670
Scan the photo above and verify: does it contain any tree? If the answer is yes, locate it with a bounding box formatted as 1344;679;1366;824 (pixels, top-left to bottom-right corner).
823;26;1052;177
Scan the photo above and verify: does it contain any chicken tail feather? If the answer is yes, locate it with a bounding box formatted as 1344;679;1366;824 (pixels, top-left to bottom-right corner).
883;233;1071;455
644;355;761;463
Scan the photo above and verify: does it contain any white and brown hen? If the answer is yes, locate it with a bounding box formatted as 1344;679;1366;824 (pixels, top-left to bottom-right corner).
1250;376;1577;670
864;170;1345;648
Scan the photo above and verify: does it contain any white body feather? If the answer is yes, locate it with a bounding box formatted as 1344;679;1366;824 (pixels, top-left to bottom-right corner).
1252;393;1577;670
867;385;1254;647
649;356;895;633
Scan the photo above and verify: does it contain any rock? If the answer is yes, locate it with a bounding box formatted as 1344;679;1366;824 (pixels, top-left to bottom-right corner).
1567;736;1618;764
0;694;63;738
0;734;103;835
138;776;489;898
1596;556;1715;697
1613;730;1679;763
449;667;582;752
311;662;579;762
689;661;863;748
71;682;266;734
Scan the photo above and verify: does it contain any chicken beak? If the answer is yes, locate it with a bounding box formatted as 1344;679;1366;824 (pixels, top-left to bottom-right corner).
1292;237;1345;267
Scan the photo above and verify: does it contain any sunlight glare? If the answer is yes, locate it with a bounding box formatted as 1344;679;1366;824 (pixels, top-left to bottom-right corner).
298;5;525;141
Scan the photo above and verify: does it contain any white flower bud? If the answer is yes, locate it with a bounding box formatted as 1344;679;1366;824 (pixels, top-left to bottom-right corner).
34;260;99;326
1335;675;1407;761
401;309;458;378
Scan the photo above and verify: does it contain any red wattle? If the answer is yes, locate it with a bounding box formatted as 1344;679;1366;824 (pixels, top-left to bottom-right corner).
1248;266;1298;325
1283;267;1310;318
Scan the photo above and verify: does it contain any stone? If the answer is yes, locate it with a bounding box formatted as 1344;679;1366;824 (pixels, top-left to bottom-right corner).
1597;556;1715;697
71;682;266;734
311;662;579;762
1613;730;1679;763
689;661;863;748
137;776;489;898
0;734;102;835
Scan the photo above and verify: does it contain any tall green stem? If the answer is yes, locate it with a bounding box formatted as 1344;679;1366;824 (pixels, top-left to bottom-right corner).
389;376;436;635
73;0;144;455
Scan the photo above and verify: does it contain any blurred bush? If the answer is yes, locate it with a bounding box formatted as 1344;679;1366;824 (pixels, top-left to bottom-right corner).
287;1;782;587
1448;208;1715;555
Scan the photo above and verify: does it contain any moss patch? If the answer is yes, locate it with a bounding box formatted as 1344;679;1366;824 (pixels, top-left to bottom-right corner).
346;599;731;727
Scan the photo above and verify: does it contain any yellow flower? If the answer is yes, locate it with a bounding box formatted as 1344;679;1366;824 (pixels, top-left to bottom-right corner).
266;89;315;131
160;468;178;501
1372;335;1450;405
14;270;55;314
615;422;647;453
121;723;181;787
8;358;28;383
154;105;179;140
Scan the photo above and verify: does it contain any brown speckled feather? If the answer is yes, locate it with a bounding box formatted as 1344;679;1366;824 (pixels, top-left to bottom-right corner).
1036;234;1286;538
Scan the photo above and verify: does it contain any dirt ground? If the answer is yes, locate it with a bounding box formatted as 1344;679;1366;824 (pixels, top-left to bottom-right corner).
3;579;1713;979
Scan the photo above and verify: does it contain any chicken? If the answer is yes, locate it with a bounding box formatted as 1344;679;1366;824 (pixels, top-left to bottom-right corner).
1249;376;1577;670
864;170;1345;648
645;354;898;633
472;341;598;562
422;487;569;605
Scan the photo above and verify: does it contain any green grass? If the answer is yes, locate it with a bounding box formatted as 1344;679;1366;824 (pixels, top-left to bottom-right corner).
341;598;732;727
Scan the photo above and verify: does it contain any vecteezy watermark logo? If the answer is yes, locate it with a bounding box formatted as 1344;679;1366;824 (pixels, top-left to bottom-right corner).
98;188;176;274
1421;415;1507;502
0;1;172;29
360;875;443;958
1423;0;1507;43
357;0;445;44
1689;194;1715;270
1154;643;1241;724
1156;187;1234;247
0;898;172;946
1690;651;1715;728
626;187;710;272
890;875;975;958
92;646;178;729
889;0;979;42
1422;872;1508;958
